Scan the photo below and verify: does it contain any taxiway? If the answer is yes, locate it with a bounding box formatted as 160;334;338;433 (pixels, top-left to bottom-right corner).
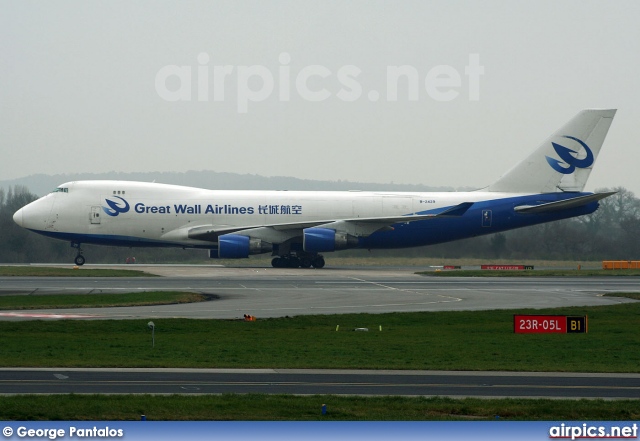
0;266;638;320
1;368;639;399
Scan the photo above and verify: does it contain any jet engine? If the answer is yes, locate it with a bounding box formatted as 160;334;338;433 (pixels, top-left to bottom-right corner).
303;227;359;253
209;234;272;258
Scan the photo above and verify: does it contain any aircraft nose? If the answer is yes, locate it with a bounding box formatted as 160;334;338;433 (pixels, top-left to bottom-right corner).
13;197;54;230
13;208;24;227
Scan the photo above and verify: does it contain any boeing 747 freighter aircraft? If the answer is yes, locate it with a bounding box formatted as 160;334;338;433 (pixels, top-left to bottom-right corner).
14;109;616;268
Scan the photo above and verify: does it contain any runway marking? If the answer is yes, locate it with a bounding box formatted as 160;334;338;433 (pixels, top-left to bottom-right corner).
0;312;101;319
345;277;463;304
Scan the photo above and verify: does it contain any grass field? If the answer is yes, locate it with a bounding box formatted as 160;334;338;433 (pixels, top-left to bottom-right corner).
0;266;156;277
0;292;208;310
1;395;639;421
2;297;639;371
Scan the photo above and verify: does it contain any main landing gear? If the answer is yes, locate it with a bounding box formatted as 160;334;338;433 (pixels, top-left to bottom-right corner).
71;242;85;266
271;253;325;269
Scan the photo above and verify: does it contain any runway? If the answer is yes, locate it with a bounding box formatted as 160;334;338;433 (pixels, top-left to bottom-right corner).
0;266;638;320
1;368;639;399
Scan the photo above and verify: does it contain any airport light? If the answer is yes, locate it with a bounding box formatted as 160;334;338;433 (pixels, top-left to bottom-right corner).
148;321;155;347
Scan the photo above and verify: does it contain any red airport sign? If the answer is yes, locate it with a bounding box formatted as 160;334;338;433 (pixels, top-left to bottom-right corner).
482;265;534;270
514;315;587;334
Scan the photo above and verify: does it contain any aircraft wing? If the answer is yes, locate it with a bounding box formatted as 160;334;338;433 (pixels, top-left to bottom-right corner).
187;202;474;242
346;202;474;224
514;192;615;214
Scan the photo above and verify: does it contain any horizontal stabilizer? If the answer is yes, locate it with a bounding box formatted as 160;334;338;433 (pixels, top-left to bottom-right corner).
514;192;615;214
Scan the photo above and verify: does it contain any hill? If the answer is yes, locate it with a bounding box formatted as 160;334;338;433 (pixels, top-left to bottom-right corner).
0;171;461;198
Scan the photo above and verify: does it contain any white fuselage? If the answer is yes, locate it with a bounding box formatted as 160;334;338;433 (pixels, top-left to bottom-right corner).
15;180;501;248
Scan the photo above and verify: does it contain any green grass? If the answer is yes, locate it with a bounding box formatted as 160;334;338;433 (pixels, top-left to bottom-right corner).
0;292;208;310
606;293;640;300
0;266;156;277
422;269;640;277
2;297;640;371
0;395;639;421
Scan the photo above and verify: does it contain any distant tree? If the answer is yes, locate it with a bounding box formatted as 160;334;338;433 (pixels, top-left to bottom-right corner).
489;233;507;258
0;186;52;262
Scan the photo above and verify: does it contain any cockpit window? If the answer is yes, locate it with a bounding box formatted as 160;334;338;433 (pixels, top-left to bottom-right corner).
52;187;69;193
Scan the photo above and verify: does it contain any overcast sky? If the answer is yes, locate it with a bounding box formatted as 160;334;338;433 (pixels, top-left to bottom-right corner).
2;1;639;193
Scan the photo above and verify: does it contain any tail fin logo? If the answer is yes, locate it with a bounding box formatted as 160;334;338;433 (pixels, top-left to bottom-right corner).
545;136;594;174
103;196;130;217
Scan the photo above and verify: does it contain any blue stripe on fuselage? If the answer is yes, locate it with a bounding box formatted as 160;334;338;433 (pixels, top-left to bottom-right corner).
360;193;599;249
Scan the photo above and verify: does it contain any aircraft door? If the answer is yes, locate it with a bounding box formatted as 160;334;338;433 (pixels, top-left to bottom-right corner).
90;206;102;224
481;209;492;227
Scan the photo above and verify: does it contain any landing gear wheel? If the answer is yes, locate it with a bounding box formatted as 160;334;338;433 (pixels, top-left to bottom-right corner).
312;256;325;269
74;255;86;266
272;254;325;269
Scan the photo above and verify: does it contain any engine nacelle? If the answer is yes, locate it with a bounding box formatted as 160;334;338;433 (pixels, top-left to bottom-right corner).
303;228;359;253
212;234;272;258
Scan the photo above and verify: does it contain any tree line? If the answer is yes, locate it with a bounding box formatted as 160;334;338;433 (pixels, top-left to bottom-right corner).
1;185;638;263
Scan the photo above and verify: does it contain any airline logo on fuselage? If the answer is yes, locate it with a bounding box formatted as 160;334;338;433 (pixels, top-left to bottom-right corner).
102;196;130;217
101;197;303;217
545;136;594;174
